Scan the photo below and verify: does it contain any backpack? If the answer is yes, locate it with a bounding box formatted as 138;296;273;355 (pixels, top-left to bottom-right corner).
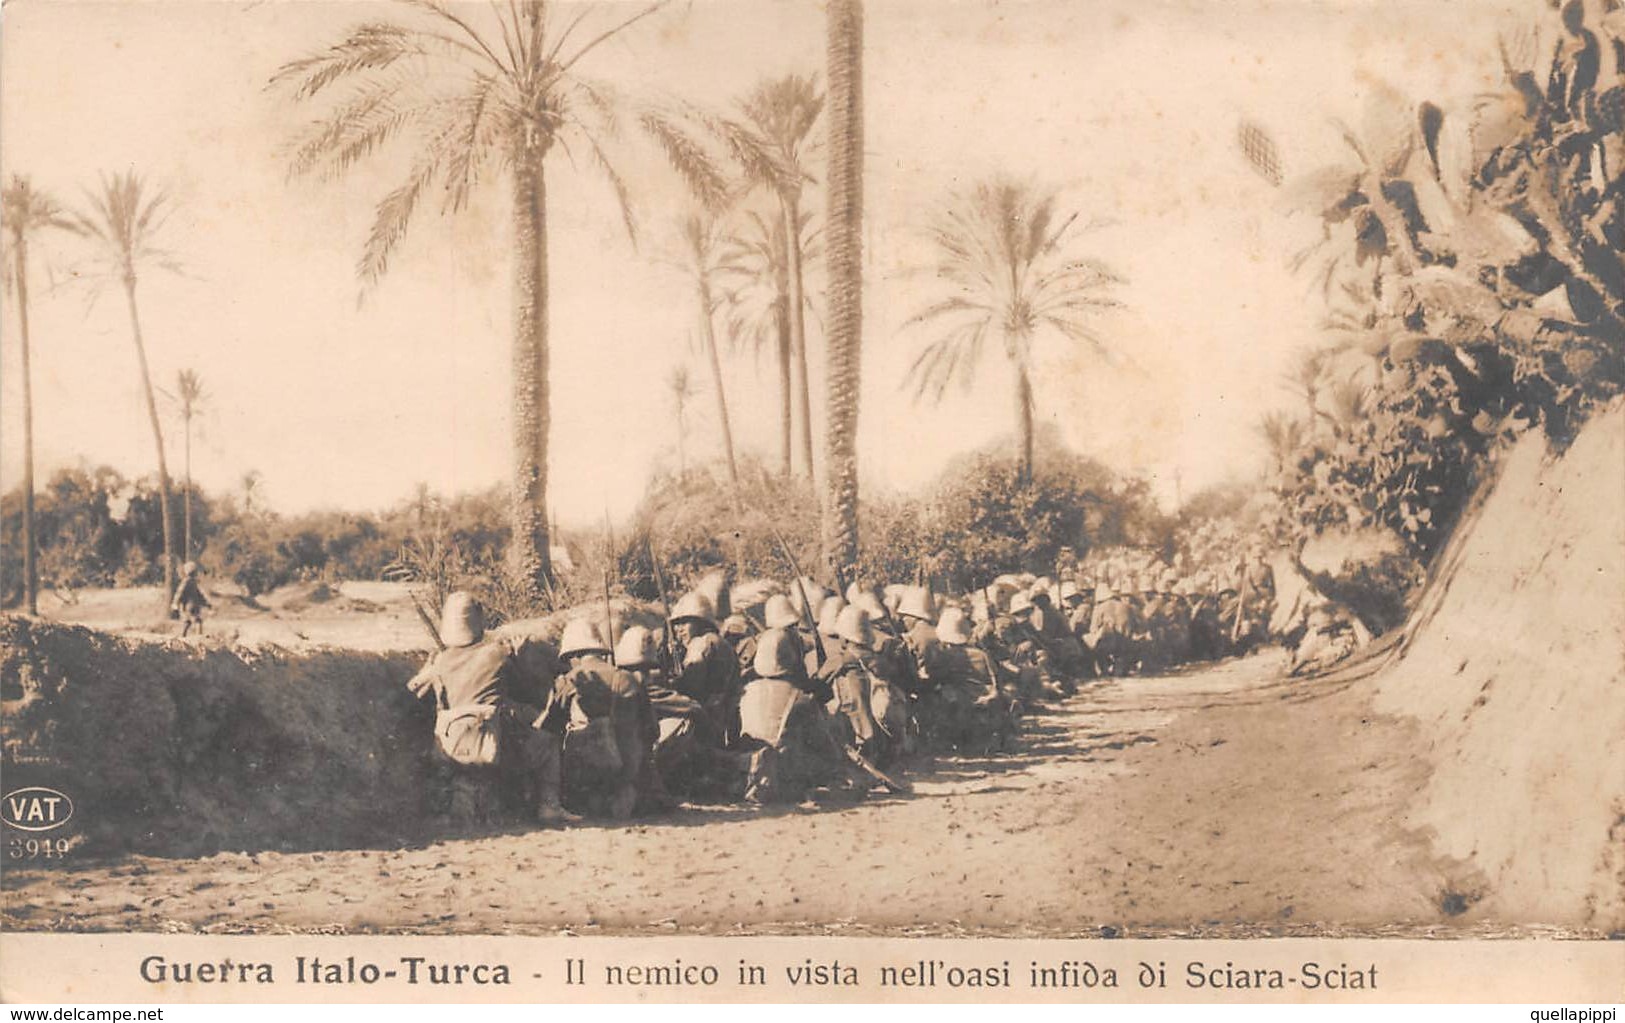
434;703;503;767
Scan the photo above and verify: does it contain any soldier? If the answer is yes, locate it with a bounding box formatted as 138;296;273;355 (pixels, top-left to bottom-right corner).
738;625;834;802
996;591;1051;702
614;625;694;807
556;619;651;820
1087;581;1137;677
171;561;212;637
896;587;941;689
406;592;575;824
934;607;1016;754
669;591;742;744
818;606;905;769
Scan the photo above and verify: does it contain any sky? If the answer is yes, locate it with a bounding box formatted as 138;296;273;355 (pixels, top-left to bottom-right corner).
0;0;1529;527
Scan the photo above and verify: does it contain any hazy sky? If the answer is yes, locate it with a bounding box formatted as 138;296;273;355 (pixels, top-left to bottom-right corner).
0;0;1526;526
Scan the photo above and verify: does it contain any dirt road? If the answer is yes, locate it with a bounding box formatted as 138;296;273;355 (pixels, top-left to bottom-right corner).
0;649;1553;938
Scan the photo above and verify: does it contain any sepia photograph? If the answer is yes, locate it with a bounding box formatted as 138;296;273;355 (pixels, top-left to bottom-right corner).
0;0;1622;1006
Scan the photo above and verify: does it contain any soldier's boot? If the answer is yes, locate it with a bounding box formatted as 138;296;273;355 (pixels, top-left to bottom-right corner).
534;733;581;825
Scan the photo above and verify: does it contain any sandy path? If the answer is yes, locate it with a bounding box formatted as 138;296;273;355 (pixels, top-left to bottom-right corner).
0;649;1543;937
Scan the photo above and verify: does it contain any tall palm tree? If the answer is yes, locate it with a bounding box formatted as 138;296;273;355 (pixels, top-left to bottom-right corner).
665;364;695;475
728;74;824;480
170;369;206;559
273;0;726;599
903;177;1124;483
823;0;864;573
669;211;740;489
2;175;79;615
719;206;819;476
71;172;182;602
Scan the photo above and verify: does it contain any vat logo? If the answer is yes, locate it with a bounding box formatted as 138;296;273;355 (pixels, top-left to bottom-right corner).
3;787;74;832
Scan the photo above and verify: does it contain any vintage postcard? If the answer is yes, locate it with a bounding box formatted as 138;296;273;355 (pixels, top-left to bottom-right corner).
1;0;1621;1007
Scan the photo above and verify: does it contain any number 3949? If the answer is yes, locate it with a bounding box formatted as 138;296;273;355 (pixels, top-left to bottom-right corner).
8;837;71;859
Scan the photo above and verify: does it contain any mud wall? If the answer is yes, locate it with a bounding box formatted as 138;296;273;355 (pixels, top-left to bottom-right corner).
1372;402;1625;930
1;619;430;857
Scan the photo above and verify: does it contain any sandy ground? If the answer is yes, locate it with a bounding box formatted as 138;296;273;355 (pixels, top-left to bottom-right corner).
31;581;433;653
3;646;1576;938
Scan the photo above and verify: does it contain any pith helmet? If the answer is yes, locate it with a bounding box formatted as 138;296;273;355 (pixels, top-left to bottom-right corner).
614;625;659;668
855;590;887;622
936;607;973;645
836;604;874;647
1059;580;1082;604
670;591;716;625
752;628;803;679
817;595;846;637
439;591;486;648
559;618;611;659
1008;591;1033;616
883;583;907;614
789;578;829;617
762;593;800;630
898;585;936;623
181;561;200;577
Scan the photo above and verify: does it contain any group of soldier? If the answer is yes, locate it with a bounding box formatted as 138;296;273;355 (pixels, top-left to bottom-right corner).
404;556;1280;826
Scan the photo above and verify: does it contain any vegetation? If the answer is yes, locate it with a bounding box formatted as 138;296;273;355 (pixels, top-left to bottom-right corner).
903;177;1125;483
1240;0;1623;564
271;0;729;601
2;176;78;615
69;172;184;604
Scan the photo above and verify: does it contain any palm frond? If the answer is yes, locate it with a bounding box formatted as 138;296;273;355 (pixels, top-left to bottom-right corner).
639;105;732;212
579;129;639;246
358;151;444;286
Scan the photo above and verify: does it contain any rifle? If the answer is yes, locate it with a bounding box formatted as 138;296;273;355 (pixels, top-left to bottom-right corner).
603;511;620;664
1231;560;1252;645
764;522;826;667
760;523;911;795
647;537;679;675
602;569;619;666
408;590;446;652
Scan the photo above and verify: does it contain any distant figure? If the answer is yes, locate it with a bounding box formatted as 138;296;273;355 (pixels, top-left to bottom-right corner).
171;562;211;637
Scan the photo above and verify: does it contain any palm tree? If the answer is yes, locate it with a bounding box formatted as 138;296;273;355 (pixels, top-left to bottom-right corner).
823;0;864;573
240;470;263;517
718;206;819;476
71;172;182;602
903;177;1125;483
273;0;726;600
727;74;824;480
669;211;740;489
167;369;206;559
665;364;695;475
2;175;79;615
1257;412;1307;480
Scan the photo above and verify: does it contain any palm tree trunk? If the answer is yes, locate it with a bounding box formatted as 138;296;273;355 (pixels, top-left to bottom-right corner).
676;398;688;476
1015;363;1036;483
183;416;193;560
508;139;553;597
782;194;815;481
122;276;176;603
823;0;864;573
13;236;38;615
697;273;741;490
774;290;793;477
